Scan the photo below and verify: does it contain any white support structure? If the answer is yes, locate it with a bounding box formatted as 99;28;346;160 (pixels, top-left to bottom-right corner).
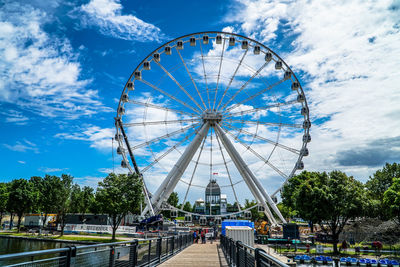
141;112;286;225
141;122;210;216
214;124;279;225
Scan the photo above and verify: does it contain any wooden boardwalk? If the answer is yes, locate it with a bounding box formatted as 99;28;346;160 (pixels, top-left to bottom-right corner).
159;241;229;267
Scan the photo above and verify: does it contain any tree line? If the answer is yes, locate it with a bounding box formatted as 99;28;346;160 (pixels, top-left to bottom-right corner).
0;173;143;240
280;162;400;253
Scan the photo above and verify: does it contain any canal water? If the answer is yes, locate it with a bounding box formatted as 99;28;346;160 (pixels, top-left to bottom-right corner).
0;237;76;255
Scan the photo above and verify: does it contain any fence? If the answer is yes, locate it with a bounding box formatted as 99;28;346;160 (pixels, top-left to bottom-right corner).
0;233;193;267
221;235;290;267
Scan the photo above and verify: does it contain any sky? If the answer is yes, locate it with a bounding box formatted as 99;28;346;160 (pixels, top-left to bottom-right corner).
1;0;400;205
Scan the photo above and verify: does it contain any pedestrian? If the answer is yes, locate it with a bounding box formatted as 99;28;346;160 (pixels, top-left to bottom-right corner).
201;231;206;244
193;231;197;243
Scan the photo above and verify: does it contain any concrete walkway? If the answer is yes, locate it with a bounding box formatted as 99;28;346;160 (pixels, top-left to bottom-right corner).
159;241;229;267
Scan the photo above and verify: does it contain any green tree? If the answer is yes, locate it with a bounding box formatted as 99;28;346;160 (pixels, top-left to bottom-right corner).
40;175;64;229
282;171;367;253
70;185;95;217
7;179;35;232
383;177;400;225
277;202;297;221
183;201;192;212
56;174;74;236
0;182;9;226
243;199;263;221
69;184;82;214
366;162;400;219
96;173;143;240
282;171;324;232
162;192;179;218
29;176;43;214
81;186;95;216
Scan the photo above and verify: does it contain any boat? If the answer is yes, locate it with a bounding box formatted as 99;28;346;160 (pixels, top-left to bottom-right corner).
315;256;324;264
359;259;367;267
294;255;302;263
303;255;311;263
379;259;389;267
390;260;399;267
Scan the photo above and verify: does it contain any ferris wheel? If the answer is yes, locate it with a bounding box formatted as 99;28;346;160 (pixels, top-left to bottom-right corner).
115;31;310;225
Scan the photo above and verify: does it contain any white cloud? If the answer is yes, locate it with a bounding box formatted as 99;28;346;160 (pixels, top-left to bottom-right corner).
55;125;114;151
74;0;164;42
0;2;111;119
4;139;39;153
0;109;29;125
39;167;69;173
224;0;400;180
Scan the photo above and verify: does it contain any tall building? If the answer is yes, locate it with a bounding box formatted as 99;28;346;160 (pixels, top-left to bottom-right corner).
205;179;221;215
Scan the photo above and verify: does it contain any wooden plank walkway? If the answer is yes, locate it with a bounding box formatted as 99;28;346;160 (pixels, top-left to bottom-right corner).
159;241;229;267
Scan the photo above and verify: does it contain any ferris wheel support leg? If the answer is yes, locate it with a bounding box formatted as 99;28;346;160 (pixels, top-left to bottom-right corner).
215;124;287;224
214;124;277;225
141;122;210;216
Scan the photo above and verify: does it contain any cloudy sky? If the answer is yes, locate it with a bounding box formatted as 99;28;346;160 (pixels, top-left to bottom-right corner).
1;0;399;204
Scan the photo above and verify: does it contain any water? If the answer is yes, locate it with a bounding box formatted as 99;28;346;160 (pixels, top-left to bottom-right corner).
0;237;74;255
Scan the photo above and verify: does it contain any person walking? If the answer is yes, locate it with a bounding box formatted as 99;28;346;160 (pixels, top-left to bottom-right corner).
193;231;197;244
201;231;206;244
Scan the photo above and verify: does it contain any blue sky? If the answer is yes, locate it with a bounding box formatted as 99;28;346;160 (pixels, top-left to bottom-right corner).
1;0;400;204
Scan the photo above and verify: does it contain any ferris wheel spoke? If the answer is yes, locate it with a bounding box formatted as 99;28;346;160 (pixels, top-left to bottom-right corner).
123;118;200;127
176;48;208;110
182;136;207;205
224;119;302;129
131;123;199;150
215;128;242;211
213;37;226;110
199;40;210;109
216;48;249;111
225;99;299;118
222;123;300;154
128;100;198;117
154;60;204;112
139;79;201;114
224;77;286;114
141;127;198;173
221;125;289;180
220;61;269;112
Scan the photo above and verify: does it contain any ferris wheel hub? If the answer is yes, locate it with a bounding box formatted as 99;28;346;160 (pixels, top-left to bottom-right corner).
202;110;223;125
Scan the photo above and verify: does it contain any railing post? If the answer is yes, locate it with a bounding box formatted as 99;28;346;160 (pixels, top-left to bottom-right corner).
236;241;241;267
157;237;162;263
165;237;169;257
244;246;247;267
171;236;175;254
109;246;115;267
148;240;152;265
129;240;138;267
60;246;72;267
255;248;266;267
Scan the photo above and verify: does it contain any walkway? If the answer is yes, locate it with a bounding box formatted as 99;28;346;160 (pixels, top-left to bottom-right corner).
159;241;229;267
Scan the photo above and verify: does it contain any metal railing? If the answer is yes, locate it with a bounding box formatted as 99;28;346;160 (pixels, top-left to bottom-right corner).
221;235;290;267
0;233;193;267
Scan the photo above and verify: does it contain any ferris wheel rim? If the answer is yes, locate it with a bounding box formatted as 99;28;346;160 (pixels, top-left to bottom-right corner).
115;31;310;218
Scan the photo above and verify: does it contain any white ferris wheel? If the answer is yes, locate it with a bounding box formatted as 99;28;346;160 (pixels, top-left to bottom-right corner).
115;31;311;225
